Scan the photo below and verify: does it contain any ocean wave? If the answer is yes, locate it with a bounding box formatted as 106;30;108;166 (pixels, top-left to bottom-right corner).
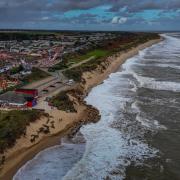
14;143;85;180
62;61;159;179
135;76;180;92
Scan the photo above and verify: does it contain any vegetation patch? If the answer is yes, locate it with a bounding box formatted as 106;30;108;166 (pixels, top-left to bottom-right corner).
49;91;76;113
63;58;103;82
63;33;160;82
0;110;45;154
22;67;50;84
71;49;109;63
49;49;110;72
0;31;59;41
9;65;24;75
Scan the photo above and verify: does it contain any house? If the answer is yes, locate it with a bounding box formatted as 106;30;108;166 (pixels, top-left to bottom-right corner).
15;89;38;97
0;91;37;108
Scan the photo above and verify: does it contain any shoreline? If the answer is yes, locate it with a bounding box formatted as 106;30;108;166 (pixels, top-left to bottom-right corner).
0;37;163;180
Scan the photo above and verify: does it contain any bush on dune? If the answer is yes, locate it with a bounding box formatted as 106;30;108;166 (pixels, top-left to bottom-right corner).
0;110;45;154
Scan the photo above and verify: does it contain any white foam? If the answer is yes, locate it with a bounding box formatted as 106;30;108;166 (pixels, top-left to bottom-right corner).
136;115;167;130
123;58;180;92
131;62;180;70
152;63;180;70
62;70;158;180
14;143;85;180
135;76;180;92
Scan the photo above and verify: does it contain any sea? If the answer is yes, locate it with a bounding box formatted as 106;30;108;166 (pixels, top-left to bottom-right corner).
14;33;180;180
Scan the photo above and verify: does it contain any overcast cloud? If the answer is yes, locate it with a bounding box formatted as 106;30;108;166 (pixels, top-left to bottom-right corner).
0;0;180;30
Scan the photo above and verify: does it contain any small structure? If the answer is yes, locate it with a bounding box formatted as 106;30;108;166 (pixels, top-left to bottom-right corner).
0;91;37;108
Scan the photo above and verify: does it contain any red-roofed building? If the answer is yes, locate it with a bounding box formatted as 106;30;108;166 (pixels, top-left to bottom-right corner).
15;89;38;97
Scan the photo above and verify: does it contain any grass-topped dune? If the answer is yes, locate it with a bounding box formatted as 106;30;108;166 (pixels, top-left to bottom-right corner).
62;33;160;82
0;110;47;155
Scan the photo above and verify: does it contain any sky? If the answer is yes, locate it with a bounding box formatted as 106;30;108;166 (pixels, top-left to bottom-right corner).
0;0;180;31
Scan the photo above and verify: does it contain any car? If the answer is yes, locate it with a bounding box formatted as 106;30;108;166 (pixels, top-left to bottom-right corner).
67;79;74;85
49;85;56;88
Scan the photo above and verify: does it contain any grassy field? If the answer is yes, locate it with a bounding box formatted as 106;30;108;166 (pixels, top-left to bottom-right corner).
22;67;50;84
49;49;110;72
0;110;45;154
63;57;104;82
68;49;110;65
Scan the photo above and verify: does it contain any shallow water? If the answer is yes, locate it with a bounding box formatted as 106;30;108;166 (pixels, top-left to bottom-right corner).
14;33;180;180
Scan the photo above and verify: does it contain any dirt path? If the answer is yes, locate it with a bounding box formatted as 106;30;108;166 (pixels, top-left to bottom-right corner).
62;56;95;72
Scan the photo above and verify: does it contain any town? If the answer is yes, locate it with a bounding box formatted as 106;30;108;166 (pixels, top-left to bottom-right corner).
0;30;161;179
0;31;122;110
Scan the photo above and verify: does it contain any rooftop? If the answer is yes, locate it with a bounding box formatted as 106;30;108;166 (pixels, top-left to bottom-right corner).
0;91;33;105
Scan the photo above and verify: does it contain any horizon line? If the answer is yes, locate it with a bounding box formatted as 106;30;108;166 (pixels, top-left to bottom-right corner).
0;28;179;33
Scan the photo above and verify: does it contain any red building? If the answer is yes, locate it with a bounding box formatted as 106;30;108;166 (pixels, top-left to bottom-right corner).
26;97;37;107
0;91;37;108
15;89;38;97
15;89;38;107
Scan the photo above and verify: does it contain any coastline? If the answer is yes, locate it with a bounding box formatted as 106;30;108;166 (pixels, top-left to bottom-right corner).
0;37;163;180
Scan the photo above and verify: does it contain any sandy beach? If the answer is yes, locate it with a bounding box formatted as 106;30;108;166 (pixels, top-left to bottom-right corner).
0;37;162;180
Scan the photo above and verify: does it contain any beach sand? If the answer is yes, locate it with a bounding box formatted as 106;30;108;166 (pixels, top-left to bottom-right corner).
0;38;162;180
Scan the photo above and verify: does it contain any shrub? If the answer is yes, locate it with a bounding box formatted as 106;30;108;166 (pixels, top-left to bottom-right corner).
49;91;76;112
0;110;44;153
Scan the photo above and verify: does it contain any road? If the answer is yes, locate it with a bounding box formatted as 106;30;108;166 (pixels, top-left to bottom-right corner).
30;55;94;97
25;55;94;110
62;56;95;71
34;84;76;111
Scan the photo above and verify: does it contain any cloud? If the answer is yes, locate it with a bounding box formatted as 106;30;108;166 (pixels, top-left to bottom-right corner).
108;0;180;13
111;16;119;24
0;0;179;30
119;17;128;24
48;0;106;12
42;16;50;21
111;17;127;24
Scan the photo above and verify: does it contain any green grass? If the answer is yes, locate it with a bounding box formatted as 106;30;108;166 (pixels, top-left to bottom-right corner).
49;49;110;72
63;57;104;82
0;110;45;154
22;67;50;84
71;49;110;64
